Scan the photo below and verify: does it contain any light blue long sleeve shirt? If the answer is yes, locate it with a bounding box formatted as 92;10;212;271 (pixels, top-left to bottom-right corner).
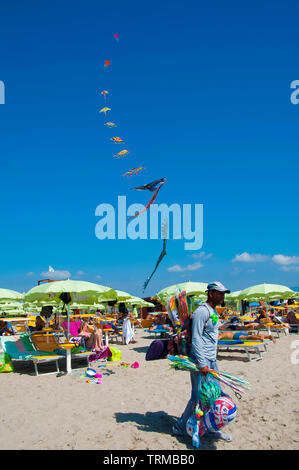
190;303;219;368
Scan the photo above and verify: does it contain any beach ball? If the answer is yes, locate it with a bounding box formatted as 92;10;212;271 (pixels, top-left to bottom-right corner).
212;396;237;427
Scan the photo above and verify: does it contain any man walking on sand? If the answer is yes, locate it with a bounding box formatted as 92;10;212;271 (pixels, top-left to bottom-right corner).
172;281;233;442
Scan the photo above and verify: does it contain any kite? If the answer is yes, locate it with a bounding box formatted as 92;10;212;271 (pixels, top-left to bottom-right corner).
114;34;119;41
143;219;168;292
123;167;146;177
104;60;111;69
131;177;167;192
101;90;109;99
127;178;167;221
113;150;130;158
105;122;117;128
110;136;124;144
100;107;111;115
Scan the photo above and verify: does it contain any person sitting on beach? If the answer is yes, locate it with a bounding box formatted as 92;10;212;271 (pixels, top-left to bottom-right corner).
0;320;14;336
285;311;299;332
256;306;274;322
78;321;104;352
29;316;46;333
218;330;275;343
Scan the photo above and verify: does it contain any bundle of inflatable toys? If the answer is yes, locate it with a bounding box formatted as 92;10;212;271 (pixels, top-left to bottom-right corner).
186;380;237;448
168;355;251;448
166;290;194;356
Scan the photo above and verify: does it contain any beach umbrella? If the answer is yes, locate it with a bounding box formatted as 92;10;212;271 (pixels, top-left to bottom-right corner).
24;279;116;304
0;288;24;301
156;281;208;301
120;296;155;307
24;279;117;374
237;283;295;301
237;283;295;333
115;290;133;301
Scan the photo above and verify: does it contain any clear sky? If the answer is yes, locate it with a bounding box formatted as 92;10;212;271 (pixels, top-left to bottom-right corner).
0;0;298;297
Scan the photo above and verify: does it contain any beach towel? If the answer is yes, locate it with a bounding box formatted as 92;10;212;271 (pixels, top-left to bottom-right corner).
218;340;244;345
122;318;134;345
145;339;169;361
61;321;82;337
89;347;112;362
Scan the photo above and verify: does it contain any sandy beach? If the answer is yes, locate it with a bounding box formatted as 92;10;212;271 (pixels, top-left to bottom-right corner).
0;329;298;451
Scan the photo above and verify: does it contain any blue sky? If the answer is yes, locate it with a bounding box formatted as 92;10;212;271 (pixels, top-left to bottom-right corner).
0;0;298;297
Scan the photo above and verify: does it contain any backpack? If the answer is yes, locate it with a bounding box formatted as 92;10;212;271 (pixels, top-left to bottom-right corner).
145;339;169;361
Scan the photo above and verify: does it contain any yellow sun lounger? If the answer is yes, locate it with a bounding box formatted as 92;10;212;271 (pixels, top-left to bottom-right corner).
217;340;269;362
31;333;94;367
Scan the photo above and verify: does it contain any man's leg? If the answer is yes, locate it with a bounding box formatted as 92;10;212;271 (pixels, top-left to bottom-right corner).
173;370;201;435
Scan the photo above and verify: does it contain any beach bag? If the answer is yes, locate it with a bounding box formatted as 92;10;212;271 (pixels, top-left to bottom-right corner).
145;339;169;361
0;352;14;373
107;346;122;362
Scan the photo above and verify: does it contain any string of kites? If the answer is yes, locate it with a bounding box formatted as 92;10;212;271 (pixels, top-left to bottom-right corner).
99;34;168;292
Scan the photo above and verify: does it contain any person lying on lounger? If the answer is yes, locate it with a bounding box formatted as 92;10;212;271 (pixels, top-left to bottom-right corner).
218;331;275;343
148;318;173;332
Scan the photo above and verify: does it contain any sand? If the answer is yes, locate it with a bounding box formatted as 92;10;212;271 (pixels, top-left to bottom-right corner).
0;329;298;450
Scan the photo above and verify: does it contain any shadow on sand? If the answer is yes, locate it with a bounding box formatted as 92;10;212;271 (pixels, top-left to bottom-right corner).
114;410;217;450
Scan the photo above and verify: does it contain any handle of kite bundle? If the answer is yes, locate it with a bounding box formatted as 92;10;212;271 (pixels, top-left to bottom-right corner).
234;391;242;400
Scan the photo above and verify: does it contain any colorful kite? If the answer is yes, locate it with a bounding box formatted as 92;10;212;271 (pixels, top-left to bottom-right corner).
127;178;167;221
100;107;111;115
110;136;124;144
114;34;119;42
123;167;146;177
143;219;168;292
105;122;117;128
104;60;111;69
101;90;109;99
113;150;130;158
131;177;167;192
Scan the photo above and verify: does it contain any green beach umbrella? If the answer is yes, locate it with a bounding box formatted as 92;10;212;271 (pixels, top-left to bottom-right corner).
237;283;295;301
156;281;208;301
115;290;133;301
120;296;155;307
24;279;117;374
0;288;24;301
24;279;116;304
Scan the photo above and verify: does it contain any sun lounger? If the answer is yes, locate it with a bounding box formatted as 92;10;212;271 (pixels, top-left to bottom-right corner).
31;332;93;367
144;327;170;338
258;325;289;338
0;334;64;376
217;340;268;362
